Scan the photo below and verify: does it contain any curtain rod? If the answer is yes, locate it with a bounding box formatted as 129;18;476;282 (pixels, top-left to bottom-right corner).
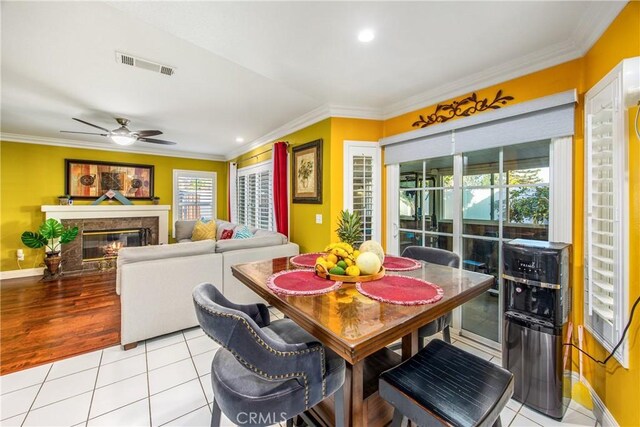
233;142;289;166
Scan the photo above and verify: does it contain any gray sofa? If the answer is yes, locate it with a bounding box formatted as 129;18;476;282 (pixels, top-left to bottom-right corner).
116;220;299;348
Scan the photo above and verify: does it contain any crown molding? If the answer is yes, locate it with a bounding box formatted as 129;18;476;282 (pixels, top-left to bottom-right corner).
382;39;581;120
328;105;384;121
225;103;383;160
225;104;332;160
572;1;627;56
0;133;226;161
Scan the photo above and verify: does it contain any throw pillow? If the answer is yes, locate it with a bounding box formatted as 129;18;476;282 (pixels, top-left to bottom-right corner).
219;228;235;240
191;219;217;241
233;226;254;239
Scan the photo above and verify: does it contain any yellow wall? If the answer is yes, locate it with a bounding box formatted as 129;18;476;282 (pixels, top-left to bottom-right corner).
329;117;384;243
379;3;639;424
0;141;227;271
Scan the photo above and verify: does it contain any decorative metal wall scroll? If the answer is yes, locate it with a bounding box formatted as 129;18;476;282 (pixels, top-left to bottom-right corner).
412;90;514;128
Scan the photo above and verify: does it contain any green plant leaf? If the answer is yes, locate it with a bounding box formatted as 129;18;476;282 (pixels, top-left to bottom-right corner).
38;218;64;239
21;232;47;249
60;226;79;244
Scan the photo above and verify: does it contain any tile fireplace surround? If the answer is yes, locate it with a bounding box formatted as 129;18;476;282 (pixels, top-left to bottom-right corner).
41;205;170;274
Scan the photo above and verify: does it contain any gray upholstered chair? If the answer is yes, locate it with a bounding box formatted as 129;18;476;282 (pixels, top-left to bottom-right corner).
192;283;346;427
402;246;460;348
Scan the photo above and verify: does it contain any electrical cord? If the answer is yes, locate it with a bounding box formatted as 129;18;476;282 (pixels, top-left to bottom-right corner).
563;295;640;365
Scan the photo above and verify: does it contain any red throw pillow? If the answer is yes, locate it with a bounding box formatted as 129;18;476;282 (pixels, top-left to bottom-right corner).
220;228;234;240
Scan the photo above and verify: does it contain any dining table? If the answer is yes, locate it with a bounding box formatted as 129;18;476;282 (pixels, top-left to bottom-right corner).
231;256;495;427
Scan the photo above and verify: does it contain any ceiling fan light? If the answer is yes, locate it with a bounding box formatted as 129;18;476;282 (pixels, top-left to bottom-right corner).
110;135;137;146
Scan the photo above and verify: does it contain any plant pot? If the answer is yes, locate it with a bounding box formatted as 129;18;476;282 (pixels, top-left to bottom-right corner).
44;252;62;276
58;197;69;206
152;198;160;205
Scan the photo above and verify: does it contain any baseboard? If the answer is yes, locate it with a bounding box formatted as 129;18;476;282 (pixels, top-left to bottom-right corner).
0;267;44;280
570;372;619;427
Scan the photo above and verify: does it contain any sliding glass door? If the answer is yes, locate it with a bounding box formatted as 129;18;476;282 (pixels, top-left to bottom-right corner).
394;140;551;346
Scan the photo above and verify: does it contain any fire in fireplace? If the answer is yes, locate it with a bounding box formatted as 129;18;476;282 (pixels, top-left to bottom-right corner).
82;228;151;261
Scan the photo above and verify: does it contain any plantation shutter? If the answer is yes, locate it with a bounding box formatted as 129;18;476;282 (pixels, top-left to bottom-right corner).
173;171;216;222
352;155;374;244
585;76;618;347
237;162;274;230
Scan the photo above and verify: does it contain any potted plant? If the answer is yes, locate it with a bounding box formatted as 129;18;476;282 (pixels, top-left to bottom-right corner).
151;196;160;205
58;194;70;205
21;218;79;278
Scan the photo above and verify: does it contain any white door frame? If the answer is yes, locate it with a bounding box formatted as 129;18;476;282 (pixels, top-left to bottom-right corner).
344;141;382;243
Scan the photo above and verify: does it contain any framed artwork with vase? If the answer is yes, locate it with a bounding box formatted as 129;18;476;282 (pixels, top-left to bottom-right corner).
65;159;154;199
291;139;322;204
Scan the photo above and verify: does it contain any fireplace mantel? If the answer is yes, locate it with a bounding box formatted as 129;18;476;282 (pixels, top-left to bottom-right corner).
41;205;171;244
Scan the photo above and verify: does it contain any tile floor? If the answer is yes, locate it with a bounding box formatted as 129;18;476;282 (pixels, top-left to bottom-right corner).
1;307;598;427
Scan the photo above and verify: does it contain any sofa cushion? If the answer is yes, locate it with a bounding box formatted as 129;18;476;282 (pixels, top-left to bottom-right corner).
175;220;197;242
220;228;234;240
215;232;287;253
232;225;253;239
215;220;236;240
192;220;217;241
118;240;217;266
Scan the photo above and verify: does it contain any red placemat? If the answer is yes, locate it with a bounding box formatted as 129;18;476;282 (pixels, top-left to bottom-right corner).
383;255;421;271
356;275;444;305
290;253;325;268
267;269;342;296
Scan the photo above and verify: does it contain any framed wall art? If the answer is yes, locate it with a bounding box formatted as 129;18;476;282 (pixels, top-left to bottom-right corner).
65;159;154;199
291;139;322;204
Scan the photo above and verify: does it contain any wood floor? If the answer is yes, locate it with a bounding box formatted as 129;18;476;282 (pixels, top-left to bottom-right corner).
0;272;120;375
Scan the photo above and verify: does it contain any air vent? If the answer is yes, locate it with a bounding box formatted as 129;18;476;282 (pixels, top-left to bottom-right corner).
115;51;176;77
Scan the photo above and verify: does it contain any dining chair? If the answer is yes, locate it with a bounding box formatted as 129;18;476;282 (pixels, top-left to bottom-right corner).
401;246;460;347
192;283;346;427
380;339;514;427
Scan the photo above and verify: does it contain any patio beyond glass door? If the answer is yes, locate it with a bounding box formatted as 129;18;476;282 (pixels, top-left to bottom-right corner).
396;140;551;347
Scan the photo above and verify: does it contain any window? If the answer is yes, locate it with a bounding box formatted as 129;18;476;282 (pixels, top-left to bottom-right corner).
236;161;274;231
583;58;636;367
344;142;381;244
172;170;216;227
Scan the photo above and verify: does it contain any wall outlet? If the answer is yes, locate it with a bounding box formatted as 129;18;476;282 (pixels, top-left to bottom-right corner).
17;249;24;261
315;214;323;224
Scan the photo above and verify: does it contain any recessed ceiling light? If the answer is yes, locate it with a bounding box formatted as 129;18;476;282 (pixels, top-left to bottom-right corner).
358;29;375;43
235;137;244;143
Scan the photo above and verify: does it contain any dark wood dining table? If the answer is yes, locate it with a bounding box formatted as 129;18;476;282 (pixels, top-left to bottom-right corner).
231;256;495;427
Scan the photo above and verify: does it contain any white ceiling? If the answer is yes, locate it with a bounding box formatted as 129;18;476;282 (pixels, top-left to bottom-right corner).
0;1;626;160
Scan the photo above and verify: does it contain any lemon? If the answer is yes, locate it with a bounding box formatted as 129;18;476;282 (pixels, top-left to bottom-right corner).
316;256;326;265
345;266;360;277
325;261;336;269
326;253;338;264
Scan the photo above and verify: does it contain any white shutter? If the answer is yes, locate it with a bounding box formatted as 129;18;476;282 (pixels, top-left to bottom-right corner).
172;170;217;225
236;161;274;230
344;142;381;244
584;57;638;368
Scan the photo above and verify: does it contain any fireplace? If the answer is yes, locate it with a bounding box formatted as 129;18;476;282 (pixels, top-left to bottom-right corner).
82;228;152;261
42;204;170;274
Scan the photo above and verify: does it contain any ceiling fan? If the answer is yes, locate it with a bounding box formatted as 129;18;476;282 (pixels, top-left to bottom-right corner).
61;118;177;145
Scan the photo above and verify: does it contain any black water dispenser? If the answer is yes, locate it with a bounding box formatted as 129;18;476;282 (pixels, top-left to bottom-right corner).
502;239;571;420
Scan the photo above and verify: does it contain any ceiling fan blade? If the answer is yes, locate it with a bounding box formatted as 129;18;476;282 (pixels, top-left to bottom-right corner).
138;137;177;145
72;118;110;132
136;130;163;137
61;131;108;136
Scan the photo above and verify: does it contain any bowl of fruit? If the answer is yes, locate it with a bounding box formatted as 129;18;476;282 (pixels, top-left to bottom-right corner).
314;241;385;283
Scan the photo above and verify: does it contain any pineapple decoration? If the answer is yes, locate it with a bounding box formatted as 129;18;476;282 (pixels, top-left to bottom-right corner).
336;209;362;247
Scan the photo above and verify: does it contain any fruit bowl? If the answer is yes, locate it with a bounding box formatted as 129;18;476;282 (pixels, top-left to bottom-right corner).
315;265;385;283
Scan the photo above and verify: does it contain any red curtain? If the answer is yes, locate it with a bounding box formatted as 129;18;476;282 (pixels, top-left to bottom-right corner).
273;141;289;237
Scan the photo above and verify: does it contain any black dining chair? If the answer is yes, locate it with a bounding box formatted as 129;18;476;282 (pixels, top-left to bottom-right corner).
192;283;346;427
401;246;460;347
380;339;514;427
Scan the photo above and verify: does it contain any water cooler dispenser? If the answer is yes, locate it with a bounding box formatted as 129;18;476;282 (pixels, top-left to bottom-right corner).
502;239;571;420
